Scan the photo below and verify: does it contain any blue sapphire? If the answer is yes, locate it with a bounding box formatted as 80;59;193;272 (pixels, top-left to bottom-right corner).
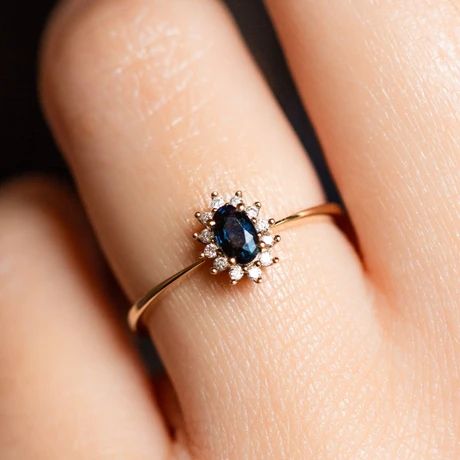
213;204;260;264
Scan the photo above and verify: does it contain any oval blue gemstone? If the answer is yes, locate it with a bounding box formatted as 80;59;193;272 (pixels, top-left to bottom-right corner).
213;204;260;264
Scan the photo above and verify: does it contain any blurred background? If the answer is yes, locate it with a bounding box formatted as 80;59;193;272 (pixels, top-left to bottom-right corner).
0;0;338;198
0;0;338;367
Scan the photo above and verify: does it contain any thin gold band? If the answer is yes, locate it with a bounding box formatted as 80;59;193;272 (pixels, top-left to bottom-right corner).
128;202;342;332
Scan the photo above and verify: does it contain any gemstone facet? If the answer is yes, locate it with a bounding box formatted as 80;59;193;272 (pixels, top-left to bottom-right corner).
255;219;269;233
198;229;213;244
213;256;229;272
261;234;274;247
198;211;213;225
213;204;260;264
259;251;272;267
229;265;244;281
247;266;262;281
211;196;225;210
203;243;218;258
246;205;259;219
229;195;243;207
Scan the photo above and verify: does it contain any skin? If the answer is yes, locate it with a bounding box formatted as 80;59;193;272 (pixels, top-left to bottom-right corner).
0;0;459;458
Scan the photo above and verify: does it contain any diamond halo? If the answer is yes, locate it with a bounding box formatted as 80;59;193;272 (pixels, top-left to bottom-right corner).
193;191;280;284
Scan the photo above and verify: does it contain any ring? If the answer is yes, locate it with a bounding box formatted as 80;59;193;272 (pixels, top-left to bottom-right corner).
128;190;343;332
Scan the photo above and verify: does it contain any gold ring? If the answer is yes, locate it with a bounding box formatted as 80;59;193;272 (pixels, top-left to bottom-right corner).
128;190;343;332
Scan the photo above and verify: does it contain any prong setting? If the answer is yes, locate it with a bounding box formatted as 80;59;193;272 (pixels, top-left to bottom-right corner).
193;190;280;284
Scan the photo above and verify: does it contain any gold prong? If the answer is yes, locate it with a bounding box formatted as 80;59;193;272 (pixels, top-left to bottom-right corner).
259;242;266;249
231;280;238;285
255;261;261;267
274;235;281;243
195;211;201;219
235;190;243;197
252;217;257;224
229;258;237;265
209;220;216;227
255;201;261;208
268;218;276;226
210;268;218;275
273;257;280;264
193;232;199;239
211;191;218;198
199;252;205;259
255;277;262;284
237;203;245;212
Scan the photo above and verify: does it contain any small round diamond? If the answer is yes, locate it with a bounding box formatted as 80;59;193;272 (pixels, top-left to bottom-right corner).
259;251;272;267
213;256;228;272
261;234;274;246
199;211;213;225
229;265;244;282
198;229;213;244
211;196;225;209
203;243;218;258
246;205;259;219
256;219;269;233
230;195;242;206
247;266;262;281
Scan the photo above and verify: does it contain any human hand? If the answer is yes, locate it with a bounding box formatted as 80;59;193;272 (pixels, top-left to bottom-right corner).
1;1;459;458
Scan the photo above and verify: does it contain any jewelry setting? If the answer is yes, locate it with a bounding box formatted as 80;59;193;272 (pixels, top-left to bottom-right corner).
193;191;280;284
127;191;342;332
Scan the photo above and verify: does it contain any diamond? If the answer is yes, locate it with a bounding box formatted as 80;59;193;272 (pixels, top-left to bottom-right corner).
255;219;269;233
230;195;242;207
203;243;218;258
199;211;213;225
229;265;244;282
211;196;225;209
213;256;228;272
246;205;259;219
261;234;274;246
259;251;272;267
247;266;262;281
198;229;213;244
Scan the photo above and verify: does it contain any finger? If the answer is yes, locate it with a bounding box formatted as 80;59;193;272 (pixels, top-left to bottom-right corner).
266;1;460;330
0;177;169;459
41;0;378;456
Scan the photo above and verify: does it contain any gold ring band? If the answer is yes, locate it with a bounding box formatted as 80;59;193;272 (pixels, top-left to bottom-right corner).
128;200;342;332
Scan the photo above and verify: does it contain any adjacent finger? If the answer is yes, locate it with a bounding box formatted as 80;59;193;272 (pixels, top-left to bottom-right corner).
41;0;377;457
266;0;460;331
0;177;169;459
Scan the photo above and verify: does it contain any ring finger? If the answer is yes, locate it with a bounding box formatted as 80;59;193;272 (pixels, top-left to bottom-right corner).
41;0;375;457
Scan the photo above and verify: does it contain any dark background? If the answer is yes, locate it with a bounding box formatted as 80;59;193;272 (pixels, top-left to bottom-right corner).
0;0;339;371
0;0;338;200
